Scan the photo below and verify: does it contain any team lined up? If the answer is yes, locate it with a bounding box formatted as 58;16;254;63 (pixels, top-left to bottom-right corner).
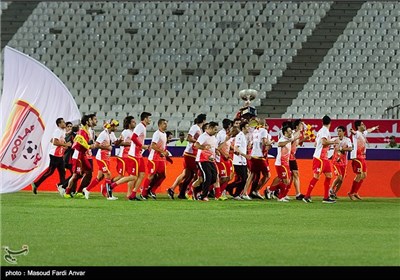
31;112;378;203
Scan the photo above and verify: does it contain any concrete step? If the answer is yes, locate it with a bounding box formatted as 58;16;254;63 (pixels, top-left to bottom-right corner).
266;91;300;99
328;9;364;16
294;55;325;63
296;48;331;56
1;21;26;28
311;29;347;36
1;16;31;22
258;113;284;119
316;21;351;28
272;83;304;91
256;0;364;120
261;99;293;106
307;35;341;42
1;34;14;41
286;63;319;70
283;69;314;77
276;76;310;84
257;105;287;114
301;41;335;49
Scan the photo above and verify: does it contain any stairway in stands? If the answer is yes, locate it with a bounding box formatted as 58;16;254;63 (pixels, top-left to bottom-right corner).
257;1;365;119
1;1;40;49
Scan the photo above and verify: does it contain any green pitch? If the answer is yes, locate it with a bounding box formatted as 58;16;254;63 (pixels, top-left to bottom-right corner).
1;192;399;266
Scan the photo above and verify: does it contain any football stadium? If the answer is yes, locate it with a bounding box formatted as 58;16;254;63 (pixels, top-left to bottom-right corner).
0;0;399;270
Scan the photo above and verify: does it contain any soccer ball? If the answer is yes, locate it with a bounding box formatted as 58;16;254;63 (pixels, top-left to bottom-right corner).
22;141;38;160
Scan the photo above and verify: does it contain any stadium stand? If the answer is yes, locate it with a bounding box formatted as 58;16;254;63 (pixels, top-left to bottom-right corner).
283;1;400;119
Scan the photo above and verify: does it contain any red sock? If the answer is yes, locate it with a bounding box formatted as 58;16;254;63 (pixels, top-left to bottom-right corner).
355;180;364;193
66;177;78;194
152;185;159;193
143;177;150;189
324;177;332;199
101;185;107;197
350;180;358;194
128;191;137;199
277;182;287;199
152;175;165;193
282;181;291;197
269;179;280;192
306;177;319;197
110;182;117;190
141;178;150;195
215;187;221;199
86;178;100;191
220;181;228;193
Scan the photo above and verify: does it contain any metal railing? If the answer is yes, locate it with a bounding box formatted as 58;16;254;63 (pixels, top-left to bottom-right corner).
383;102;400;119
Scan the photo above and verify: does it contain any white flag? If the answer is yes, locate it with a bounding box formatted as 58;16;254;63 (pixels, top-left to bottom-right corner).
0;47;81;193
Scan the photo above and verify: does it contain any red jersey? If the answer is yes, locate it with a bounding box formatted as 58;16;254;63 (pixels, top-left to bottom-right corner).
128;122;147;158
149;130;167;161
196;132;217;162
72;126;91;153
331;136;352;166
351;131;368;160
313;126;331;160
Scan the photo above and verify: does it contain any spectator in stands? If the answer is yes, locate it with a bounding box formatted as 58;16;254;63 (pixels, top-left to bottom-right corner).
174;132;189;147
386;135;399;148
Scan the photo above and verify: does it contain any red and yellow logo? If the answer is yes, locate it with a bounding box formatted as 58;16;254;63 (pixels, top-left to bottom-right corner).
304;123;317;142
0;100;45;172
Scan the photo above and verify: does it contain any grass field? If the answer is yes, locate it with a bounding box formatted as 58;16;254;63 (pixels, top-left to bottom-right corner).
1;192;399;266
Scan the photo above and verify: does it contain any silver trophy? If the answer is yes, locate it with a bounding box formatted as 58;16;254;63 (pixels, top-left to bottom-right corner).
238;89;258;119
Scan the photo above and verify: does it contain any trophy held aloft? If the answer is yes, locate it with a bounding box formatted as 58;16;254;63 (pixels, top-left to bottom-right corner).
238;89;258;120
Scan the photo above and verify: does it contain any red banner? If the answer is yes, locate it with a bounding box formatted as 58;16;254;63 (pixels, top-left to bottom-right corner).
265;119;400;146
